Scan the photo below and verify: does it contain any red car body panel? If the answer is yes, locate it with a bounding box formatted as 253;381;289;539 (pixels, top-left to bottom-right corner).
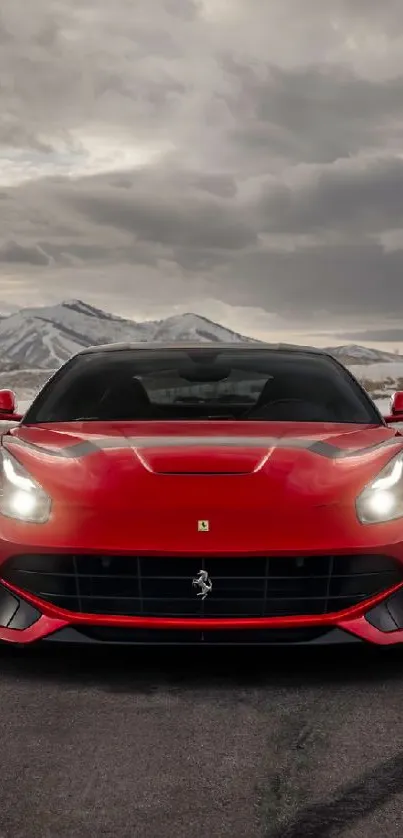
1;418;403;645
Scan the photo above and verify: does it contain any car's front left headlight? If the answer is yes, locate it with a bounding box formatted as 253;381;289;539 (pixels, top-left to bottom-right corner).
0;448;51;523
356;450;403;523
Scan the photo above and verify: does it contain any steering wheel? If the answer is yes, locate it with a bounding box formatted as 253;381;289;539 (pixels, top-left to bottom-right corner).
242;398;309;420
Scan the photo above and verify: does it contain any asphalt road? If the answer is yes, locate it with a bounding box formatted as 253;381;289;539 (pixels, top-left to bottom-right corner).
1;644;403;838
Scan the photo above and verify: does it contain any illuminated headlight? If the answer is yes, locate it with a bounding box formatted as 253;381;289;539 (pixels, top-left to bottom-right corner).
0;449;51;523
356;451;403;523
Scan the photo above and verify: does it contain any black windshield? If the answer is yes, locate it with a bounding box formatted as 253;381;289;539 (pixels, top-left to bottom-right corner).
23;348;381;425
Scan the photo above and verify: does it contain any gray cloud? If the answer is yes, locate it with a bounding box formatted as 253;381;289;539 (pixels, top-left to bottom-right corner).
224;62;403;166
256;157;403;234
213;240;403;323
2;0;403;341
334;328;403;342
0;240;52;266
62;189;255;251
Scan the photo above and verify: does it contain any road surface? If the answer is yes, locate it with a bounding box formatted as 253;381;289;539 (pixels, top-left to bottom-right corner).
0;643;403;837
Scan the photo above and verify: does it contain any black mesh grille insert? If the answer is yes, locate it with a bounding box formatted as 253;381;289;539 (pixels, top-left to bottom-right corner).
1;553;402;619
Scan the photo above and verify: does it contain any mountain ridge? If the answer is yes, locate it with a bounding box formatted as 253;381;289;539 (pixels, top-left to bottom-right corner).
0;299;256;369
0;298;398;370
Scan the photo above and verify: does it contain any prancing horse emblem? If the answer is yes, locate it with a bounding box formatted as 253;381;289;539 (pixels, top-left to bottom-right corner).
192;569;212;600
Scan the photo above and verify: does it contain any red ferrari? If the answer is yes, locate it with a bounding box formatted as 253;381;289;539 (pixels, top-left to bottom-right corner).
0;342;403;647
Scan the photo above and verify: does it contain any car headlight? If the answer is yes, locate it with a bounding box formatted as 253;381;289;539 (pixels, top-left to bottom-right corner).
356;450;403;523
0;448;51;523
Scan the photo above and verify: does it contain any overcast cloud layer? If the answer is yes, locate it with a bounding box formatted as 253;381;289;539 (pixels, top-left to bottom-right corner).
2;0;403;344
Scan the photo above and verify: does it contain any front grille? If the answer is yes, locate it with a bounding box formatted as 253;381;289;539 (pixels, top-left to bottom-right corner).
2;553;402;619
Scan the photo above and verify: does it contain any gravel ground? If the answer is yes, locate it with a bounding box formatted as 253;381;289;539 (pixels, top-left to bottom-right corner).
0;643;403;838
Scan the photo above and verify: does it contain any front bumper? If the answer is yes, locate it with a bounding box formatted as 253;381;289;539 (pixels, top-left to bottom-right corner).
1;576;403;646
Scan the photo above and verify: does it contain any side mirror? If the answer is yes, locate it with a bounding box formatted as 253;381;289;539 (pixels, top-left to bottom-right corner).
384;391;403;424
0;390;22;421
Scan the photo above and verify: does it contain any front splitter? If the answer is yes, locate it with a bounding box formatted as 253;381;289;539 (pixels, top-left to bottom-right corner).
40;624;361;645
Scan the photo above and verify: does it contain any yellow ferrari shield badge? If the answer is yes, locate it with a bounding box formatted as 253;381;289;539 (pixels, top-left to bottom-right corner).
197;520;210;532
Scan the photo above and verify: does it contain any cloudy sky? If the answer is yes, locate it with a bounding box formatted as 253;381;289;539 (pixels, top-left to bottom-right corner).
2;0;403;346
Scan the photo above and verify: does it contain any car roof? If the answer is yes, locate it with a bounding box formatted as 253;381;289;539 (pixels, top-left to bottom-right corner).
78;341;330;359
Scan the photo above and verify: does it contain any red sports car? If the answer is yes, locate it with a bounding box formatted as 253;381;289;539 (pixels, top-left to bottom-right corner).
0;342;403;647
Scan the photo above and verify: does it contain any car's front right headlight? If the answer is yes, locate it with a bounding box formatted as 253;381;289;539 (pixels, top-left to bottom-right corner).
0;448;52;523
356;450;403;524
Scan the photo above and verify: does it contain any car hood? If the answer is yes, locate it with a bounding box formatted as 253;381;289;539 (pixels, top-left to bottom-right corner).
2;420;403;553
4;418;402;480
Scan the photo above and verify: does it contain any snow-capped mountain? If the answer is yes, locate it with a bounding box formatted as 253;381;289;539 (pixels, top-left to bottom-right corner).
0;297;400;371
144;312;251;344
0;300;253;369
323;344;398;364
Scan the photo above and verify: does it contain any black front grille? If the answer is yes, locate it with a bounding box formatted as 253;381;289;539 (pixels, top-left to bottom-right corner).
2;553;402;619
